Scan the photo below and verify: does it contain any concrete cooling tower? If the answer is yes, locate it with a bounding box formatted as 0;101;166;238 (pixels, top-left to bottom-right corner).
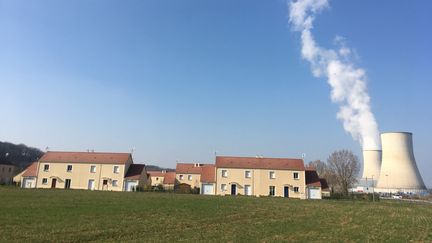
376;132;426;193
362;150;382;182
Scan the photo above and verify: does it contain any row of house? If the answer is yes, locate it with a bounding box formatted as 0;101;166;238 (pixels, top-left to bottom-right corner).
13;151;329;199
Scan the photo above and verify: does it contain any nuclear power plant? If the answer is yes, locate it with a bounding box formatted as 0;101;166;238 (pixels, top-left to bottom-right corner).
362;132;427;194
361;150;382;182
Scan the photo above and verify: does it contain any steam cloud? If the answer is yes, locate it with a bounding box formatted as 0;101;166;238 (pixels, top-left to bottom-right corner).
289;0;380;150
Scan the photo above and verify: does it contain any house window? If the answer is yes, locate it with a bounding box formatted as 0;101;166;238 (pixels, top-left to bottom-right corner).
293;172;299;180
156;177;159;181
245;171;251;178
179;175;184;180
294;187;299;193
90;165;96;173
8;167;12;173
269;171;275;179
221;184;227;191
269;186;275;196
113;166;119;174
67;165;73;172
221;170;228;178
103;180;108;185
42;178;48;185
188;175;192;181
44;164;49;172
112;180;118;187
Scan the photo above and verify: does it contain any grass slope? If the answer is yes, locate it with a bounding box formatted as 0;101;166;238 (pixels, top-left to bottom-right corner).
0;187;431;242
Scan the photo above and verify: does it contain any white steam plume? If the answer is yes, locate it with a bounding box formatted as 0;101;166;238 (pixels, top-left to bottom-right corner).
289;0;380;150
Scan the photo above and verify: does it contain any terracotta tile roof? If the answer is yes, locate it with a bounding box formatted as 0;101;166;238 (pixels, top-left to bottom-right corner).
216;156;305;171
163;172;176;184
22;162;38;177
39;151;131;164
176;163;211;174
200;165;215;183
306;169;321;187
124;164;146;180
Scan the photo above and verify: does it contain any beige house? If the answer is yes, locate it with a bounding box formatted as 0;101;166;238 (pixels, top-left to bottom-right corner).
215;156;307;199
147;171;176;190
0;160;19;185
175;163;208;189
13;162;38;188
34;151;145;192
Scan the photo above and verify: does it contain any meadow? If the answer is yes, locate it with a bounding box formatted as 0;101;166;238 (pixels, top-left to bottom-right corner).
0;186;431;242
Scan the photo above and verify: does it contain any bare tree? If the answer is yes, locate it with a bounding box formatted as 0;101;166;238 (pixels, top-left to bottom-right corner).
326;150;360;196
307;160;327;176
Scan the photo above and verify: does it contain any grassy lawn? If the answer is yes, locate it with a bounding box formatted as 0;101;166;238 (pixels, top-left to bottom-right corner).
0;186;431;242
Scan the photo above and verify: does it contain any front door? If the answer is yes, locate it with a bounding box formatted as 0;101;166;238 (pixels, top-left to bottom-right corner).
284;186;289;198
65;179;71;189
51;178;57;188
231;184;236;195
88;180;95;190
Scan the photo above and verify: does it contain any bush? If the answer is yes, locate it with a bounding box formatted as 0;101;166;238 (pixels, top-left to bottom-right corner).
328;192;379;201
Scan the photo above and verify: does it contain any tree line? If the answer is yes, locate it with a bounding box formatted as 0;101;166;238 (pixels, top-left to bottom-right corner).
0;141;44;169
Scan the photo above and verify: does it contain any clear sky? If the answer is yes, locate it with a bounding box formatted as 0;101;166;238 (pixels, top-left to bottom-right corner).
1;0;431;186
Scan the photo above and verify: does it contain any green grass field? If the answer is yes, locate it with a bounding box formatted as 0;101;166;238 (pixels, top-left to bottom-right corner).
0;187;431;242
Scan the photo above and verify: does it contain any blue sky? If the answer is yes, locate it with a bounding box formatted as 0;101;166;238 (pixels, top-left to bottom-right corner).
0;0;431;186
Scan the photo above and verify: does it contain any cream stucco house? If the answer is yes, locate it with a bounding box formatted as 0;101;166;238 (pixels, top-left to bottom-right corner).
33;151;146;191
147;171;176;190
215;156;307;199
175;163;208;189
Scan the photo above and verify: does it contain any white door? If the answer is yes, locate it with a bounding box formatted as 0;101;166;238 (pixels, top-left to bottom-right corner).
308;188;322;199
23;178;34;188
88;180;95;190
202;184;214;195
125;181;138;192
244;185;252;196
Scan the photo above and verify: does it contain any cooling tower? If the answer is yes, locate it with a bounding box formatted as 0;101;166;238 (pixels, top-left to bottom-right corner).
361;150;382;182
376;132;426;193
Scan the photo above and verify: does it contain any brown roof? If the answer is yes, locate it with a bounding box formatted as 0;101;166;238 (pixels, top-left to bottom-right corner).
22;162;38;177
216;156;305;171
124;164;146;180
176;163;211;174
306;169;321;187
320;178;330;191
200;165;215;183
163;172;176;184
39;151;131;164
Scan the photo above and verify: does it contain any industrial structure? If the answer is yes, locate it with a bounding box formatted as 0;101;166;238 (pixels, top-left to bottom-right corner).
375;132;427;193
361;149;382;184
